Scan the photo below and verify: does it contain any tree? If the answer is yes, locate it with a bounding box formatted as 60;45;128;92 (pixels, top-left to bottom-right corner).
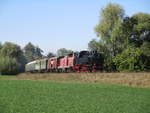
95;3;125;56
140;41;150;70
0;56;20;75
119;13;150;47
90;3;150;72
47;52;56;58
113;47;144;72
0;42;26;73
95;3;124;39
24;43;44;62
0;42;2;50
34;46;43;59
141;42;150;56
24;42;36;62
88;39;101;51
0;42;23;59
113;13;150;72
57;48;73;56
129;13;150;47
94;3;125;71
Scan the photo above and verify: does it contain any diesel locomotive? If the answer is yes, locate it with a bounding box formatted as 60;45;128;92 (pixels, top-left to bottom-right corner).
25;50;104;73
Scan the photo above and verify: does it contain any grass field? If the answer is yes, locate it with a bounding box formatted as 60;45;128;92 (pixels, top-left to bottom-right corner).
0;80;150;113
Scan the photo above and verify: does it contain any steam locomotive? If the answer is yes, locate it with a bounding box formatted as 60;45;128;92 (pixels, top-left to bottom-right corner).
25;51;104;73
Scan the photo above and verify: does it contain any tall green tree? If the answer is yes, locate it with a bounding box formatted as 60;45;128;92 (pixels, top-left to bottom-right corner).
90;3;150;72
0;43;2;50
0;56;20;75
24;42;36;62
95;3;125;57
0;42;23;59
119;13;150;48
24;43;44;62
130;13;150;47
47;52;56;58
0;42;26;74
113;13;150;71
94;3;125;71
57;48;73;57
113;47;144;72
34;46;43;59
140;41;150;70
88;39;101;51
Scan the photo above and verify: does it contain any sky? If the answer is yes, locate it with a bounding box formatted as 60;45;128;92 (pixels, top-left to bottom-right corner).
0;0;150;55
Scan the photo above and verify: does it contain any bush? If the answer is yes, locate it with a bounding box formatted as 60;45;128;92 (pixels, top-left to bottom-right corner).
113;47;144;72
0;56;20;75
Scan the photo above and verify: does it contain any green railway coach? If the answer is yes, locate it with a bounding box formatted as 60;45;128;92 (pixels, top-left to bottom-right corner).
40;58;48;71
25;61;36;72
35;60;41;71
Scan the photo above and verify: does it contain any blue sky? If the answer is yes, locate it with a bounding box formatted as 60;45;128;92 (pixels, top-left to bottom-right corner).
0;0;150;54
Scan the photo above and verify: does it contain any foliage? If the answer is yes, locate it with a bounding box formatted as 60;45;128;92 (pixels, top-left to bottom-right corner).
140;42;150;70
0;42;2;50
0;42;45;75
95;3;125;56
120;17;137;48
24;42;36;62
0;42;26;73
57;48;73;56
113;47;144;72
47;52;56;58
122;13;150;47
95;3;124;40
90;3;150;72
93;3;125;71
0;42;23;59
24;42;43;62
88;39;108;53
113;13;150;71
34;46;43;59
141;41;150;56
0;56;20;75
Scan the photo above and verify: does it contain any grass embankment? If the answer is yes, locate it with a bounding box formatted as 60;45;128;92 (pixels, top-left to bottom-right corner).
0;80;150;113
17;73;150;88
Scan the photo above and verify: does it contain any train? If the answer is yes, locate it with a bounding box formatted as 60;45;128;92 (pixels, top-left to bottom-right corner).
25;50;104;73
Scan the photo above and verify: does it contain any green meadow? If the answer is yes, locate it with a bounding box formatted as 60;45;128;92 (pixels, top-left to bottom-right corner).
0;80;150;113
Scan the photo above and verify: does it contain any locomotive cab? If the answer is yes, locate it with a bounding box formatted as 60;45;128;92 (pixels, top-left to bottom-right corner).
73;50;104;72
89;51;104;70
75;51;90;65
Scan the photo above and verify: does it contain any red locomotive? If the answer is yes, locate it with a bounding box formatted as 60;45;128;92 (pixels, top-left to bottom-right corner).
25;51;104;73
